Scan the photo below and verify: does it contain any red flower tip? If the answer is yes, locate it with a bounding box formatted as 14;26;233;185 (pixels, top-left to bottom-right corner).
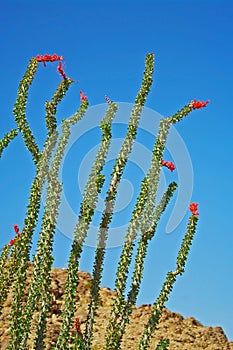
189;202;199;216
9;238;16;246
80;90;87;103
36;54;64;66
13;224;20;236
105;95;112;104
161;159;176;172
192;99;210;110
57;62;67;79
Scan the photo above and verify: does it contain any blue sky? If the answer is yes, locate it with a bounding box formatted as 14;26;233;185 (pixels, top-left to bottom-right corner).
0;0;233;342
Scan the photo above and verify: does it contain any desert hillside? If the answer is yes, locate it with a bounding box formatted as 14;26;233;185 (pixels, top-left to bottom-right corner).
1;263;232;350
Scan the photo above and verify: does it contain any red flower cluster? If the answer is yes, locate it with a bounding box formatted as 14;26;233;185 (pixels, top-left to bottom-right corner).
105;95;112;104
161;159;176;172
57;62;67;79
9;224;21;246
189;202;199;216
192;99;210;110
80;90;87;103
36;54;64;67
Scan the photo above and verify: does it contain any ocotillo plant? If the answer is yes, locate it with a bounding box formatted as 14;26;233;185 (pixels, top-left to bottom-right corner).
0;53;209;350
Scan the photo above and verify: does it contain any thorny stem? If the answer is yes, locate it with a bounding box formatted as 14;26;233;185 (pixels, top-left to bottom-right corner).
84;53;154;350
113;183;178;347
8;132;58;349
104;101;194;349
138;214;199;350
55;102;117;349
18;101;88;350
8;64;74;350
13;58;40;165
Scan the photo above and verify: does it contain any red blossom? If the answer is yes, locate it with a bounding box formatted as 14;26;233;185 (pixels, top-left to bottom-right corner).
80;90;87;103
57;62;67;79
9;238;16;246
192;99;210;110
9;224;21;246
105;95;112;104
189;202;199;216
36;54;64;67
161;159;176;172
13;224;20;236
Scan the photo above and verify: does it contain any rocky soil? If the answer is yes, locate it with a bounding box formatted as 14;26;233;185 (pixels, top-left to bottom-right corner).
1;263;232;349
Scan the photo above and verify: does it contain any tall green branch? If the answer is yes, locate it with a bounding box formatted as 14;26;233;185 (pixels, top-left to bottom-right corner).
13;58;40;165
33;102;88;350
33;178;62;350
104;102;194;349
55;101;118;349
17;100;88;350
107;183;177;348
138;214;199;350
8;131;58;350
84;53;154;350
8;68;74;348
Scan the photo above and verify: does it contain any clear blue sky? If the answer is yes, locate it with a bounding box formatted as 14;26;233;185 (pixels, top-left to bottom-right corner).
0;0;232;342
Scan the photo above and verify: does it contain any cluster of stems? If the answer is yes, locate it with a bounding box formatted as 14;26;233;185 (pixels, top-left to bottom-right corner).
0;53;207;349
